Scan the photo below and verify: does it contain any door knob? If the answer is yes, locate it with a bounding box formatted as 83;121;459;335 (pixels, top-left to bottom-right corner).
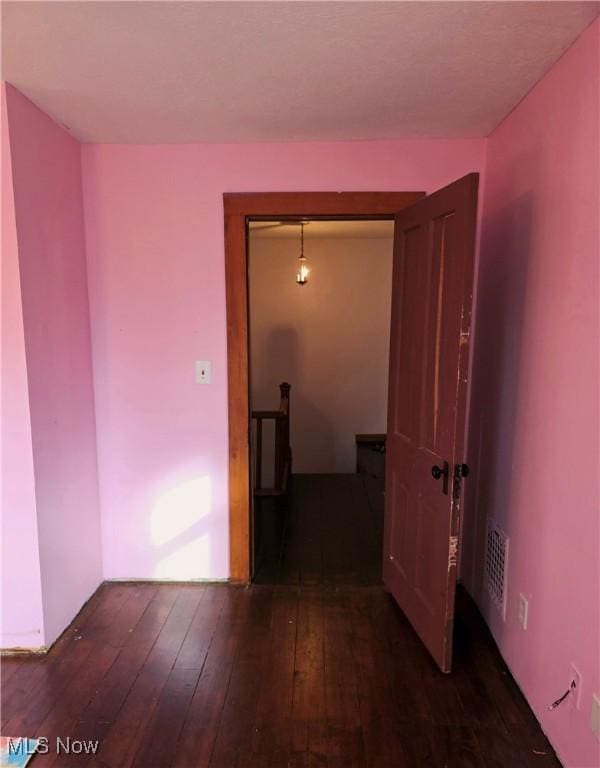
431;461;449;495
431;464;448;480
452;463;470;500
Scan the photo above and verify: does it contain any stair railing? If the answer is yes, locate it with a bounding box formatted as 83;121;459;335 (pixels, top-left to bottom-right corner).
251;382;291;497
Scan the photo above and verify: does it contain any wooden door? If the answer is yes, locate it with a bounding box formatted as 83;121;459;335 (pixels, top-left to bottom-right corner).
383;173;479;673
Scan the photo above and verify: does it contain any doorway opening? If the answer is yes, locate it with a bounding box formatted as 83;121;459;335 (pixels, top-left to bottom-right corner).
247;218;395;585
223;192;424;586
224;179;478;673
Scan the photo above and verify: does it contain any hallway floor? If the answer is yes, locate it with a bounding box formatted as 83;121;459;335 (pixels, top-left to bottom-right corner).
0;582;560;768
253;473;384;586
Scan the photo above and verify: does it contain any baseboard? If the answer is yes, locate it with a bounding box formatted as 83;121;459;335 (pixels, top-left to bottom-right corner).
0;645;48;657
105;577;230;584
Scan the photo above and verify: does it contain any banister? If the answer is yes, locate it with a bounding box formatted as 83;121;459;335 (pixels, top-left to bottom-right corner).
251;382;292;497
251;410;287;419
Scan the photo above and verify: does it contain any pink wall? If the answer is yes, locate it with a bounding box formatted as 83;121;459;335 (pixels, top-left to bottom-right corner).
1;84;45;649
462;20;599;768
5;85;103;646
81;139;485;579
1;17;596;762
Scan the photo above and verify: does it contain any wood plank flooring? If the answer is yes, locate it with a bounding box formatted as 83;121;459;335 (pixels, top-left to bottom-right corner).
1;474;559;767
1;582;560;768
253;474;384;585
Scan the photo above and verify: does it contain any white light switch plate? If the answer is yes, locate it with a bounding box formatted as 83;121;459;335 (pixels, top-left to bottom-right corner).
195;360;211;384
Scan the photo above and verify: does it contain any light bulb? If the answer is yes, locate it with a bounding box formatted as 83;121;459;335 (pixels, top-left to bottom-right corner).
296;258;309;284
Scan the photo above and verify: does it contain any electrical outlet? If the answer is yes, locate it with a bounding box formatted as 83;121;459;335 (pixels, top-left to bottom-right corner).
569;663;583;709
591;693;600;741
518;593;528;630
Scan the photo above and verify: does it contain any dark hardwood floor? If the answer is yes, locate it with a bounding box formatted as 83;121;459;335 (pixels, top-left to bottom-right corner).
1;582;560;768
1;475;560;767
253;474;385;586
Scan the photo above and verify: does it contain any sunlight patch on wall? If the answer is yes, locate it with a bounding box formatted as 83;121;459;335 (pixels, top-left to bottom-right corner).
150;476;212;547
154;534;211;579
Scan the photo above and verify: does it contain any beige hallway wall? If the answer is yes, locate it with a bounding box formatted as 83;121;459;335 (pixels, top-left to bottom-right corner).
249;228;393;477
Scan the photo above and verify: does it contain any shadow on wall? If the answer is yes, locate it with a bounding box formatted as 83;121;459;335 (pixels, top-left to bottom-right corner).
252;325;335;481
463;191;532;637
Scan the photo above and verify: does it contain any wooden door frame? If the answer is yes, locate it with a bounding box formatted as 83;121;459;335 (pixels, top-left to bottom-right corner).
224;191;425;583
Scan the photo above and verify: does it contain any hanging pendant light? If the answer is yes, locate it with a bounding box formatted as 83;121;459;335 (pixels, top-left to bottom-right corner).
296;222;309;285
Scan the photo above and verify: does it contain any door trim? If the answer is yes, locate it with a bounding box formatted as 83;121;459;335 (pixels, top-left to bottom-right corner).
224;191;425;583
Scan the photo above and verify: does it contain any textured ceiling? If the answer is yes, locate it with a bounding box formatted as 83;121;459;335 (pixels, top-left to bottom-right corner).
2;1;598;143
249;220;394;240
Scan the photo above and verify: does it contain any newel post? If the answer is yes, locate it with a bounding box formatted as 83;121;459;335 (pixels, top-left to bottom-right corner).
279;381;291;402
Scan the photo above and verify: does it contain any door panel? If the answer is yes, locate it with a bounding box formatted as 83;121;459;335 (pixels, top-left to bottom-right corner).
383;173;479;673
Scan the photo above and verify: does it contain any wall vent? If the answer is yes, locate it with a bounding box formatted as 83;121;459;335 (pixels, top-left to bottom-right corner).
484;519;509;620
